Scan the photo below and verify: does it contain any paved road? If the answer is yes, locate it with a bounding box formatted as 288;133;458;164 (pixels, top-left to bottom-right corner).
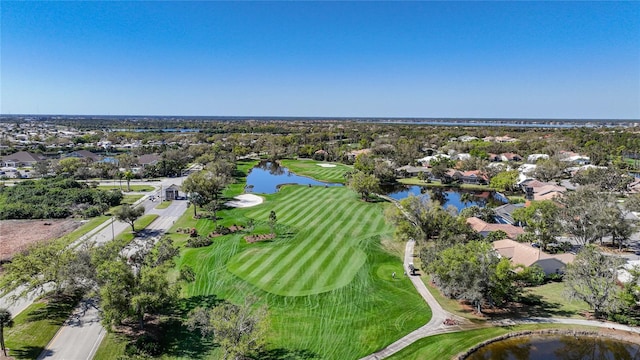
39;181;189;360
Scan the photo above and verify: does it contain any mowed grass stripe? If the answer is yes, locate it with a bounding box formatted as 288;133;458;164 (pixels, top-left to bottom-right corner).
284;203;365;291
272;201;361;293
310;209;379;290
290;189;353;231
277;188;334;228
246;199;357;291
235;191;327;274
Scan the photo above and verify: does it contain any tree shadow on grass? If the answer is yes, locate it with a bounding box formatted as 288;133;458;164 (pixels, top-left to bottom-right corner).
27;293;81;323
257;348;321;360
505;293;577;319
175;294;222;316
161;317;218;359
9;346;46;359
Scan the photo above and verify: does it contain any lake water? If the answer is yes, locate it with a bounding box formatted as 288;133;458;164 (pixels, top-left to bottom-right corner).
382;184;505;211
246;162;503;210
245;161;342;194
467;334;640;360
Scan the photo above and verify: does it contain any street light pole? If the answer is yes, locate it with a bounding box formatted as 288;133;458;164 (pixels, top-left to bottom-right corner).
111;217;115;241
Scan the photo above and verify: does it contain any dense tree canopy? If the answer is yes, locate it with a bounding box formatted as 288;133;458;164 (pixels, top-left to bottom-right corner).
0;177;122;219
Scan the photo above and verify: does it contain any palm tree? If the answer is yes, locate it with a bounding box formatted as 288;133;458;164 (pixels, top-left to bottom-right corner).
0;308;14;356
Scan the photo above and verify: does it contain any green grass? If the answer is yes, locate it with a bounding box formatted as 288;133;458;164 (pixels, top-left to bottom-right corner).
385;324;595;360
170;185;430;360
5;293;80;359
98;184;155;192
121;194;144;205
93;332;129;360
280;159;352;184
398;177;491;191
227;186;380;296
521;282;590;318
115;214;159;243
223;159;260;198
155;200;172;209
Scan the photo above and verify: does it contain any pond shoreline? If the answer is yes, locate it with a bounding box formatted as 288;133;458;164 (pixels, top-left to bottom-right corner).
456;328;640;360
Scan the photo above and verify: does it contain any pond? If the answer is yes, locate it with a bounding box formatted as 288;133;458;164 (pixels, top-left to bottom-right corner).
467;334;640;360
381;184;506;211
245;161;343;194
246;162;505;211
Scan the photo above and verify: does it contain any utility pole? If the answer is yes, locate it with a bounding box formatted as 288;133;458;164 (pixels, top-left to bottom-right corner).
111;217;115;241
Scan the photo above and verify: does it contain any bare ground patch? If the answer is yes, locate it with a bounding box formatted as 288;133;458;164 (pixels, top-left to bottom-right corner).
0;219;83;262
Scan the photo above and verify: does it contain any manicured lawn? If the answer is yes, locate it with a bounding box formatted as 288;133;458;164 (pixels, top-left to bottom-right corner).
280;159;352;184
93;332;128;360
98;184;155;192
172;185;431;359
385;324;593;360
155;200;172;209
398;177;491;191
5;294;80;359
223;159;259;198
522;281;590;318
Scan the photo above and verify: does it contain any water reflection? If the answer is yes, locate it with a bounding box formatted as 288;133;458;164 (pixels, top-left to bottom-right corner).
245;161;342;194
381;184;505;211
468;335;640;360
246;162;506;211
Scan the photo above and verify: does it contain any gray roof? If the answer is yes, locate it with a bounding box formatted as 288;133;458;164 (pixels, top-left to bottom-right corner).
493;203;525;225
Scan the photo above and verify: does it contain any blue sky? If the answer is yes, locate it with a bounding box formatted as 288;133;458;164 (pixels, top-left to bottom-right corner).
1;1;639;119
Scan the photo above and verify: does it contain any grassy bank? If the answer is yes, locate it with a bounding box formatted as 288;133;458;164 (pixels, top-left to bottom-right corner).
280;159;352;184
398;177;493;191
386;324;595;360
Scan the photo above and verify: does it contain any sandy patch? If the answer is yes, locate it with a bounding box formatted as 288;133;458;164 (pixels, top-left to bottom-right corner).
317;163;337;168
226;194;264;208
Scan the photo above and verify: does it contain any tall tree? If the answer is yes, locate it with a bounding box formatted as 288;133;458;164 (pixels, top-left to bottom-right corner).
182;170;231;220
0;308;13;357
512;200;562;251
489;170;519;192
564;245;624;318
123;170;135;192
347;171;380;200
558;186;613;245
114;204;145;232
186;297;268;360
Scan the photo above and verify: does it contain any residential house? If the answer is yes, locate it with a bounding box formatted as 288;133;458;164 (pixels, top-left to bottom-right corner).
527;154;549;163
493;203;525;225
1;151;44;167
346;148;371;162
500;153;522;162
395;165;430;178
138;154;161;168
492;239;575;275
559;151;590;165
64;150;100;162
417;154;450;166
466;217;525;240
445;170;489;185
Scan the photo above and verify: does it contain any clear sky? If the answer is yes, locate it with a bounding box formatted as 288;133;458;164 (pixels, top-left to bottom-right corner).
1;1;639;119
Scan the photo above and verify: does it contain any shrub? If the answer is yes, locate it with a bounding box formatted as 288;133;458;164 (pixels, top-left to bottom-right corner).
186;236;212;248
